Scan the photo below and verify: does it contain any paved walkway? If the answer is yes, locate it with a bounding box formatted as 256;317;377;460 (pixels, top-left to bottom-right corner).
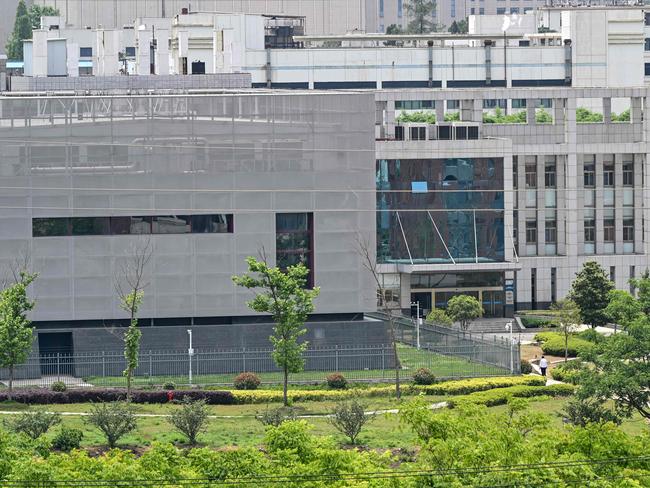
0;401;450;419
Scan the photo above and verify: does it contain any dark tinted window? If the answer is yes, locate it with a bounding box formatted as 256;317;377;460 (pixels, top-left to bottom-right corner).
152;216;191;234
71;217;110;235
79;47;93;57
276;213;313;286
33;218;69;237
191;214;232;233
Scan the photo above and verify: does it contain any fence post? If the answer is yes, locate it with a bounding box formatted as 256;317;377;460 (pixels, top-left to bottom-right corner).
149;350;153;378
381;344;385;378
242;347;246;372
102;351;105;379
335;345;339;371
57;353;60;381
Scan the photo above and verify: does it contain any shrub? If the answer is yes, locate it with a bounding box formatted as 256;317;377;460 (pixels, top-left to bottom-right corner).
51;381;67;393
425;309;452;326
256;406;297;427
519;316;554;328
168;398;210;445
233;372;261;391
0;389;235;405
52;427;83;452
576;329;605;344
410;375;546;396
326;373;348;390
329;400;373;445
4;411;61;439
550;360;584;384
86;402;138;448
163;382;176;391
534;331;595;357
520;360;533;374
412;368;436;385
448;384;575;408
264;420;314;462
560;397;621;427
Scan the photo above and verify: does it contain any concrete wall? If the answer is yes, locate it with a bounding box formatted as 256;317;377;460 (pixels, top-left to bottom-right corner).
0;91;377;324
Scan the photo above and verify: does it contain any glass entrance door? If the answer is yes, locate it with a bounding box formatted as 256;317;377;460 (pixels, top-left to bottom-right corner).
481;290;504;318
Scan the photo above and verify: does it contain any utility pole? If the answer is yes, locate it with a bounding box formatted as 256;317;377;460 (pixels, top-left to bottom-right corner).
187;329;194;385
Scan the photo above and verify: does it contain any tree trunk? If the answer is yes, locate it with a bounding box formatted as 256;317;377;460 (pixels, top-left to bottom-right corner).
564;333;568;362
283;368;289;406
127;371;132;402
8;364;14;399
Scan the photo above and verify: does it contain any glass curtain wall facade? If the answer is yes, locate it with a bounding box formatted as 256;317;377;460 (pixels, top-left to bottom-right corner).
376;158;505;264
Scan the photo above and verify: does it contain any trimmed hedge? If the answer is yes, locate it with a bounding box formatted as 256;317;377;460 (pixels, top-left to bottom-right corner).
550;361;584;384
0;376;547;406
448;383;576;408
231;376;545;404
520;316;555;328
0;389;235;405
534;332;595;357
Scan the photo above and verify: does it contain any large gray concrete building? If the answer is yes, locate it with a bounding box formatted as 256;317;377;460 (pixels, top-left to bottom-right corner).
0;87;384;355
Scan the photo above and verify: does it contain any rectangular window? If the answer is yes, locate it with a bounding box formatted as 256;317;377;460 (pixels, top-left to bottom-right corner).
584;218;595;243
379;0;384;17
125;46;136;57
512;99;526;109
623;218;634;242
583;161;595;187
623;162;634;186
410;126;426;140
545;220;557;244
451;0;456;17
32;218;69;237
551;267;557;303
604;218;615;243
646;63;650;76
610;266;616;283
483;99;507;109
479;7;484;14
79;47;93;57
34;214;232;237
526;220;537;244
394;125;405;141
497;7;506;14
398;0;403;17
531;268;537;310
525;164;537;188
447;100;460;110
646;38;650;51
513;159;518;189
537;99;552;109
471;7;476;14
510;7;519;13
645;12;650;25
276;213;314;287
544;163;556;188
603;164;615;187
71;217;110;236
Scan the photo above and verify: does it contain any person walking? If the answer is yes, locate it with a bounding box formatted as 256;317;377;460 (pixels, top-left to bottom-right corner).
539;355;548;377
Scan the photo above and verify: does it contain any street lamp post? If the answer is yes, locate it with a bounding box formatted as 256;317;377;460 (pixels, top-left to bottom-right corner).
505;321;513;374
187;329;194;386
411;301;421;349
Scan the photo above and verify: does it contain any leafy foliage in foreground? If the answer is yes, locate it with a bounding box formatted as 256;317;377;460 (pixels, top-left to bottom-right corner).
1;401;649;486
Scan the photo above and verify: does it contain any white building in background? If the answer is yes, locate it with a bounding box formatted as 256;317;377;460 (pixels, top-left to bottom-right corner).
29;0;367;35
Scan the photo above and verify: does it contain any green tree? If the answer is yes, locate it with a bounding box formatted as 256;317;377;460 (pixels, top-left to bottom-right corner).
233;256;320;406
0;272;37;395
605;289;642;331
449;19;468;34
446;294;483;331
569;261;614;328
425;308;452;326
405;0;438;34
5;0;30;60
578;316;650;421
551;299;581;362
385;24;403;34
115;241;151;401
27;5;60;30
5;1;59;60
630;269;650;316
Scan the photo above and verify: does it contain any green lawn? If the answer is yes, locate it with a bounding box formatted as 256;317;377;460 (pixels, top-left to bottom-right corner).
84;344;507;388
1;396;645;450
